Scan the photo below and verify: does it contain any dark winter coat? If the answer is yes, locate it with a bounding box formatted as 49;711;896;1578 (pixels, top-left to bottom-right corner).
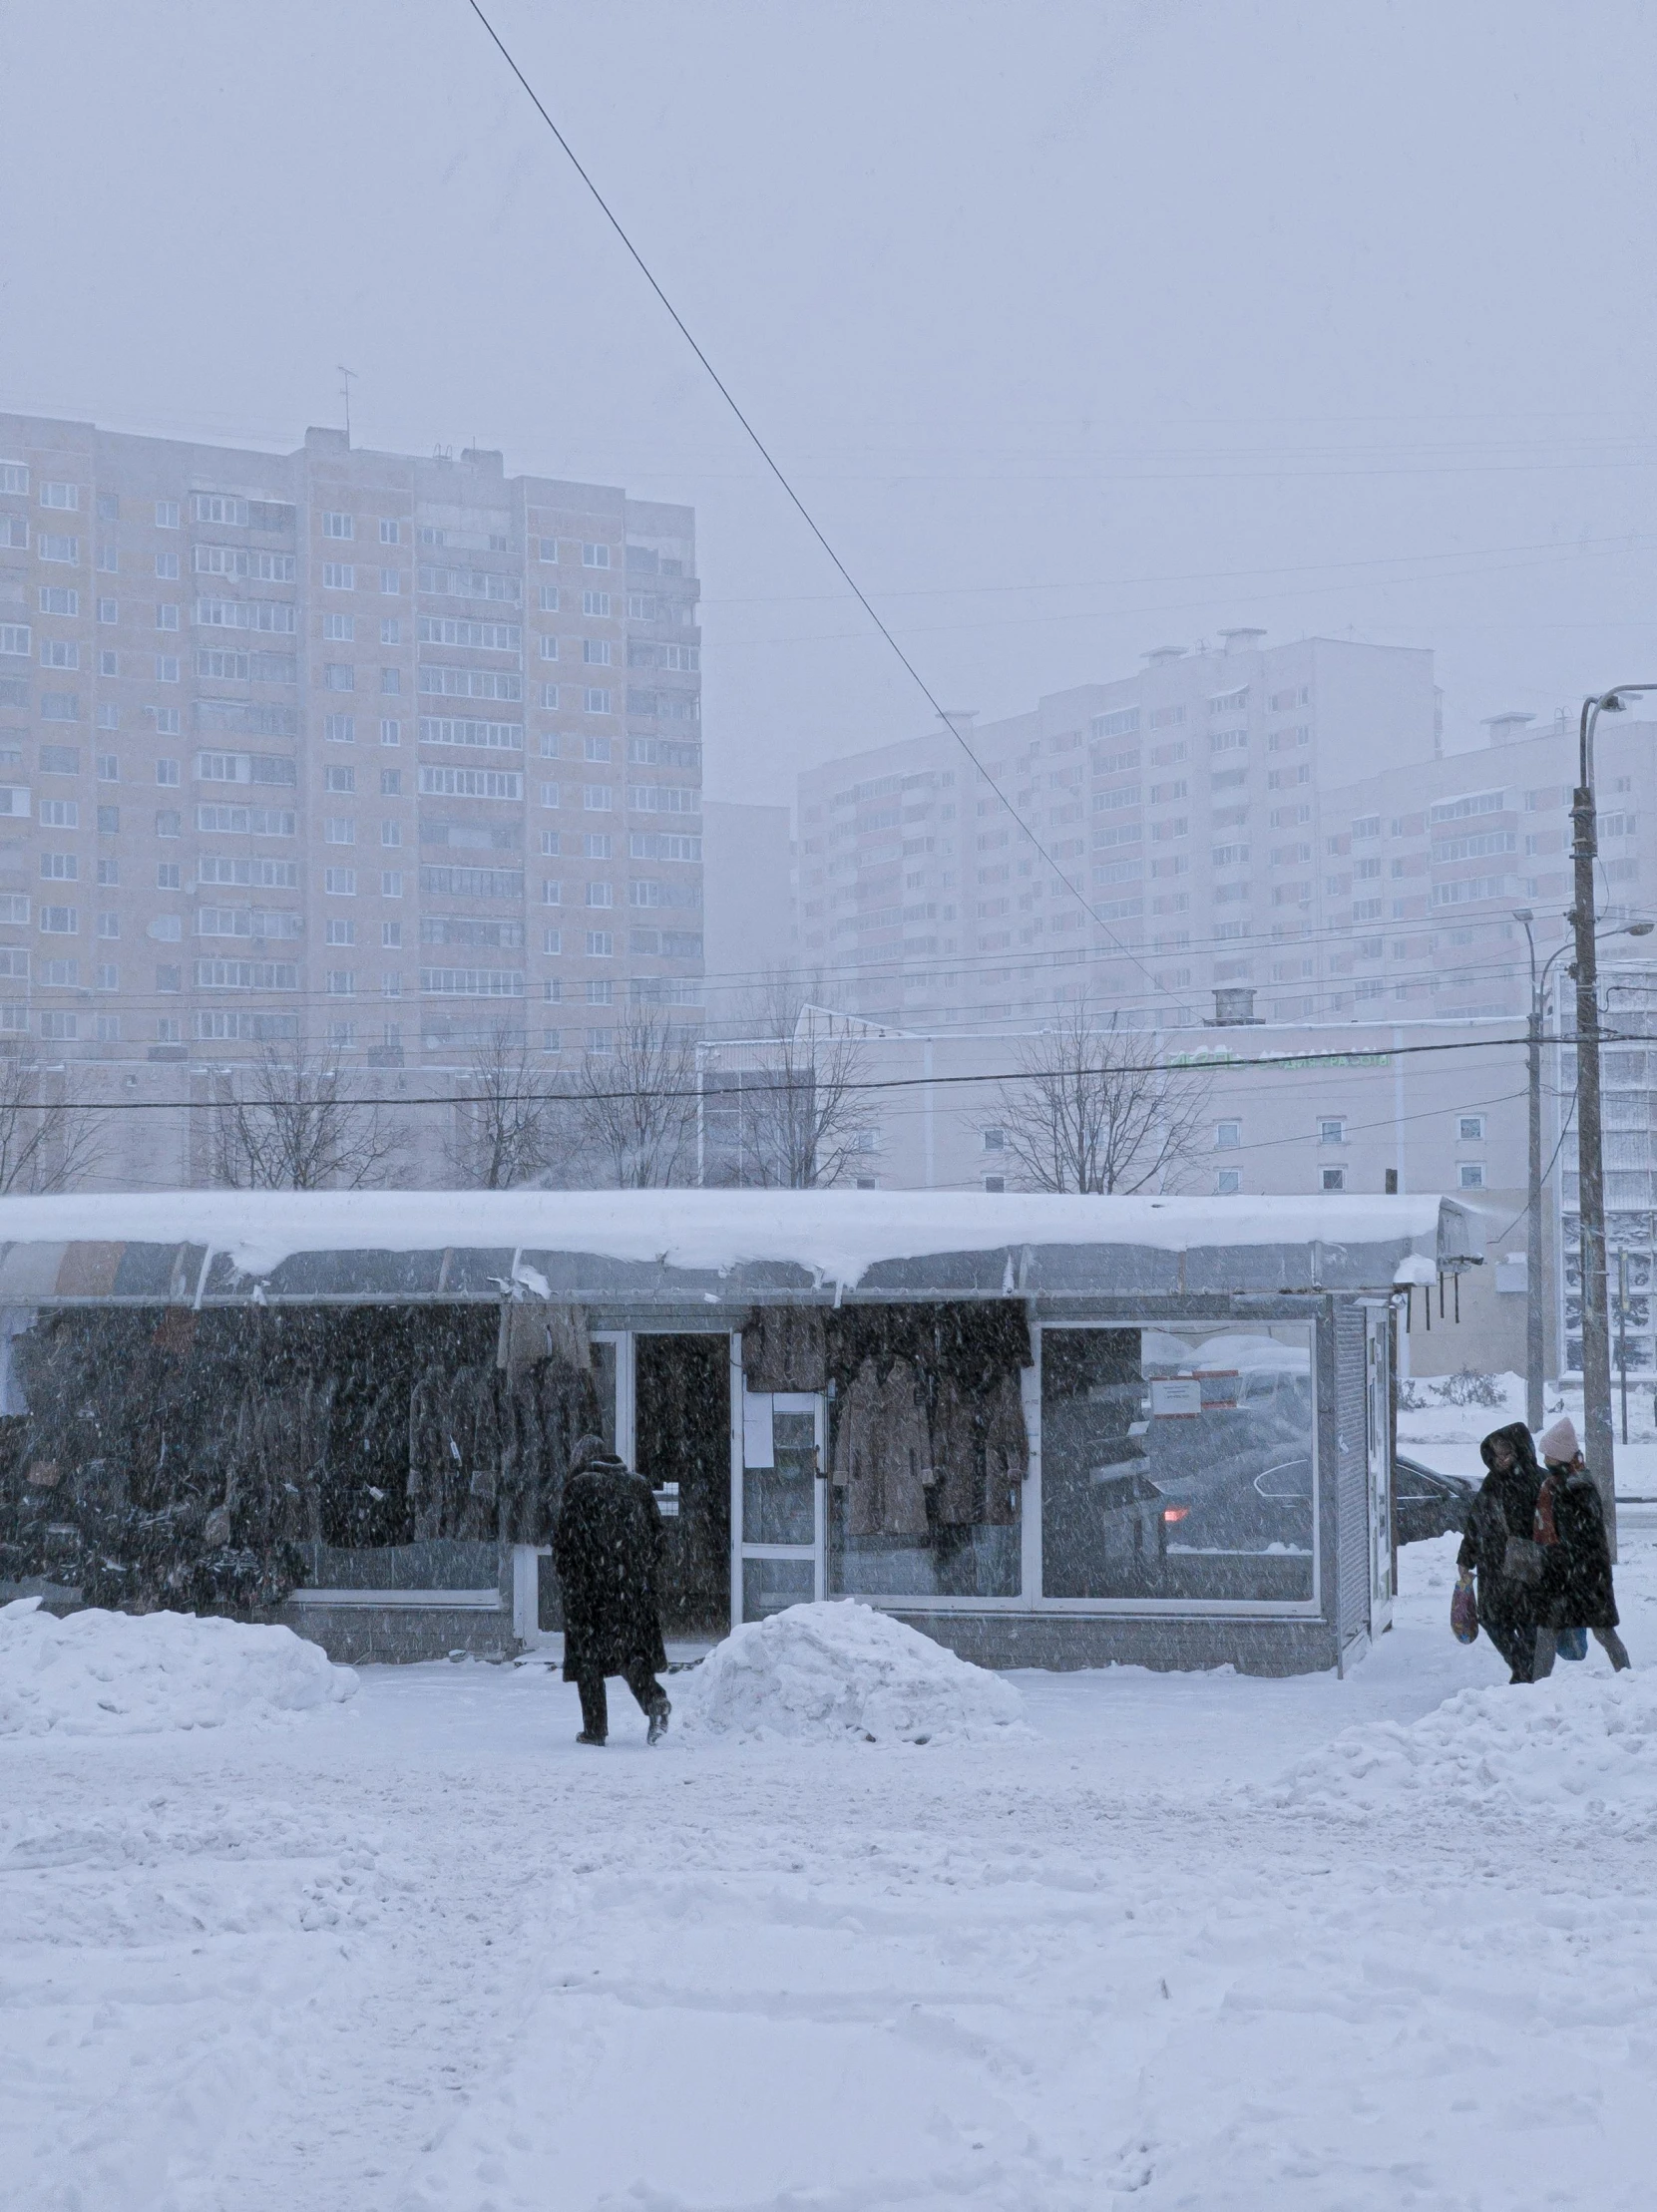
552;1452;667;1680
1536;1464;1620;1631
1457;1422;1545;1628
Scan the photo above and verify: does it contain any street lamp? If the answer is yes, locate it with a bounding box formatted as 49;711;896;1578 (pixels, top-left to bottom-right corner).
1570;682;1657;1557
1513;907;1653;1437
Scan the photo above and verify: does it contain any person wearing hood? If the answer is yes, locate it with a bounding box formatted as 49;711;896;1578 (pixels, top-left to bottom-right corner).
1530;1414;1631;1677
551;1433;671;1746
1456;1421;1547;1682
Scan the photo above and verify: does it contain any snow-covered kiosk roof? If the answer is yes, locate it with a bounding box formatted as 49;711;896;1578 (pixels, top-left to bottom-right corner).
0;1189;1476;1308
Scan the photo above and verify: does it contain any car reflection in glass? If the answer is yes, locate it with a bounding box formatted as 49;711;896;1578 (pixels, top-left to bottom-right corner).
1133;1333;1314;1563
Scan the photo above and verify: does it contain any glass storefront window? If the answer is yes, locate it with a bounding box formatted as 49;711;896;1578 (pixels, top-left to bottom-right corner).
827;1382;1023;1602
1040;1323;1315;1603
742;1554;815;1620
743;1403;818;1546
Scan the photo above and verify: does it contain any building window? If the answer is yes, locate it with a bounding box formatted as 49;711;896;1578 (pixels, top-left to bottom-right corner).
155;501;180;529
324;714;356;744
323;612;355;641
1216;1168;1242;1195
1458;1163;1486;1190
325;868;357;896
380;520;401;546
1457;1115;1485;1142
585;930;613;956
983;1175;1006;1194
1318;1118;1345;1145
1321;1166;1346;1193
582;544;611;568
324;664;354;691
1215;1120;1241;1149
380;719;401;746
381;870;404;897
322;513;354;540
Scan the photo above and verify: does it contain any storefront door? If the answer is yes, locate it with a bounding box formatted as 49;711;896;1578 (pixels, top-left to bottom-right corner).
736;1386;826;1624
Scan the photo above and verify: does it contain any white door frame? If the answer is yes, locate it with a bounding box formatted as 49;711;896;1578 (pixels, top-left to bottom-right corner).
729;1334;826;1627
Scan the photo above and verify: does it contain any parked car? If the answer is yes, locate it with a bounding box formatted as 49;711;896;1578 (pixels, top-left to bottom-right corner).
1393;1453;1474;1544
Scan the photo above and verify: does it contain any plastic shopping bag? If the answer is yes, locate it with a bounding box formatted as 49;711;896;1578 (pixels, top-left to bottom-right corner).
1555;1625;1588;1662
1450;1571;1479;1645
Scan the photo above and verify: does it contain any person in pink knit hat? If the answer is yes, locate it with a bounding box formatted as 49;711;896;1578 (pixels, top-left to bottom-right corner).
1530;1414;1630;1676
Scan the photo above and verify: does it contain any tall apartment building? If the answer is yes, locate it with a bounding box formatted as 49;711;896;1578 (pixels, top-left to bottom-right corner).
794;633;1441;1029
1317;711;1656;1028
0;415;703;1080
796;636;1656;1037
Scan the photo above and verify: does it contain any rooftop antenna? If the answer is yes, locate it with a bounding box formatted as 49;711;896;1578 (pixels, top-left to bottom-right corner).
338;364;357;446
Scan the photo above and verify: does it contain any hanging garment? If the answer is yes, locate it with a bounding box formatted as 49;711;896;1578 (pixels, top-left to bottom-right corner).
498;1353;593;1545
831;1355;933;1538
741;1306;828;1393
227;1377;332;1548
408;1362;469;1540
929;1367;1028;1528
455;1364;504;1504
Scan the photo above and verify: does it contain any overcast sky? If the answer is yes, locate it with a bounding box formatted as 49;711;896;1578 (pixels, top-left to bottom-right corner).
4;0;1654;806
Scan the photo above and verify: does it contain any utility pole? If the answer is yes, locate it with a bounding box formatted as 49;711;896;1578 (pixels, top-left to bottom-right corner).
1514;912;1546;1434
1571;682;1657;1560
1517;903;1653;1457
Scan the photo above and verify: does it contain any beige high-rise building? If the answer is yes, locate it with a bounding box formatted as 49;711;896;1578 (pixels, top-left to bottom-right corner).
0;415;703;1167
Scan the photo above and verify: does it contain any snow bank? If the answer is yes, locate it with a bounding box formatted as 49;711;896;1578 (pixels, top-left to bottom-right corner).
0;1598;357;1737
672;1599;1027;1745
1256;1667;1657;1834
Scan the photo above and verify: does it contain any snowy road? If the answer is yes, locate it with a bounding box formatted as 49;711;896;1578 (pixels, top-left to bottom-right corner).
6;1532;1656;2212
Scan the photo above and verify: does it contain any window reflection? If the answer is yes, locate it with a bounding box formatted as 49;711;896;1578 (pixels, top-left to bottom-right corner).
1040;1325;1314;1602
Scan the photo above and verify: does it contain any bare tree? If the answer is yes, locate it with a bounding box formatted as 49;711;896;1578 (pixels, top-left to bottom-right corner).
445;1021;566;1189
713;976;870;1188
573;1006;698;1188
0;1052;102;1192
209;1040;402;1190
993;1001;1210;1195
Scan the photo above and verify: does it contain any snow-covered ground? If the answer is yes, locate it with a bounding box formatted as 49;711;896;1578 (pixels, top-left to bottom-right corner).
6;1536;1656;2212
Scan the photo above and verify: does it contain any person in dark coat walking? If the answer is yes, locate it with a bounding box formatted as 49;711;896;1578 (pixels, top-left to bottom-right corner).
1456;1421;1547;1682
1530;1414;1631;1676
551;1433;671;1745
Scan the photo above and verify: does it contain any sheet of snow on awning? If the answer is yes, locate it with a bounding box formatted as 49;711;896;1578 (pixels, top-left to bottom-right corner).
0;1186;1458;1291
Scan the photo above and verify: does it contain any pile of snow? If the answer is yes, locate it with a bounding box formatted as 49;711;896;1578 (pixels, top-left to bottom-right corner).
0;1598;357;1737
1256;1668;1657;1834
672;1599;1026;1745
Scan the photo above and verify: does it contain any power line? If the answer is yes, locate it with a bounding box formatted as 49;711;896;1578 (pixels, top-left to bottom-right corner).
462;0;1171;1004
41;1024;1622;1115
